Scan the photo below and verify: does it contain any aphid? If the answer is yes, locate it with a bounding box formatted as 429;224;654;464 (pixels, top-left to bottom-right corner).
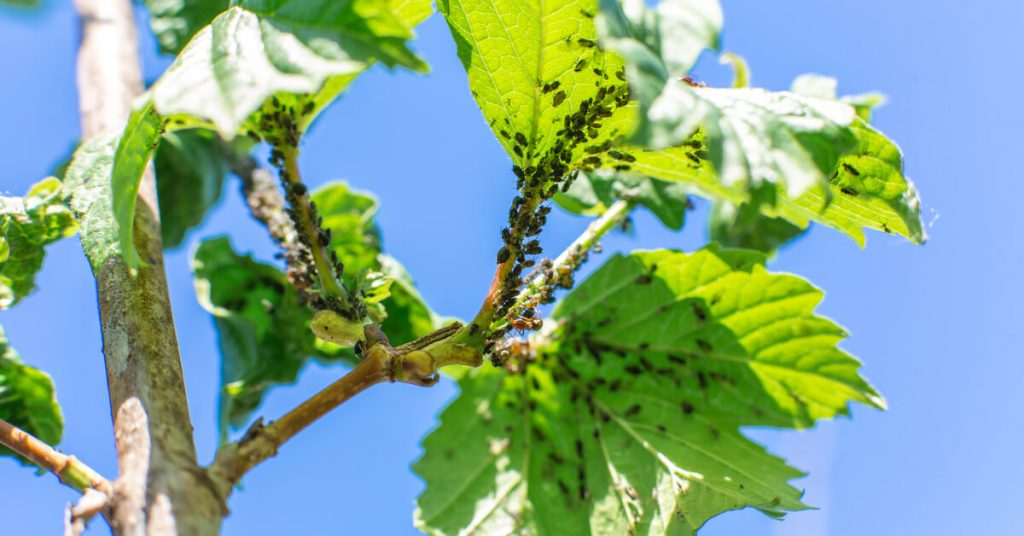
511;317;543;332
574;59;587;72
696;339;713;353
625;365;642;375
691;303;707;321
497;247;511;264
635;274;652;285
575;439;584;457
667;354;687;366
882;223;892;234
624;404;642;417
614;164;631;171
553;91;567;106
842;163;861;176
469;323;480;335
542;80;561;94
500;129;511;140
513;145;524;158
577;38;596;48
558;479;570;496
681;401;694;415
515;132;528;146
680;76;709;88
697;371;708;390
290;182;307;196
656;424;667;433
302;101;315;115
840;187;859;197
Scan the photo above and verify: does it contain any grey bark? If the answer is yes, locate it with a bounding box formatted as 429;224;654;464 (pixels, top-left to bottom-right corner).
74;0;226;533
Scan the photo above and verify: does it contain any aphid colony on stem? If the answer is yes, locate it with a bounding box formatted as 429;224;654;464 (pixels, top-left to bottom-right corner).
484;64;635;368
246;96;365;321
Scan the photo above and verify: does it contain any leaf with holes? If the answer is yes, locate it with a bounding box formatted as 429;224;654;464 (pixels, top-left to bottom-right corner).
0;178;78;309
416;246;883;534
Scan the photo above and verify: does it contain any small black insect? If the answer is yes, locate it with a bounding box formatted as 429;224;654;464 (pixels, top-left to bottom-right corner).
840;187;859;197
691;303;707;321
624;404;642;417
558;480;570;496
553;90;567;106
515;132;528;146
696;339;713;353
497;247;511;264
577;38;596;48
681;401;694;415
842;163;861;176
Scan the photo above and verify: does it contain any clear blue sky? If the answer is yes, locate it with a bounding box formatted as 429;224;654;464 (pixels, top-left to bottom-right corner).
1;1;1020;534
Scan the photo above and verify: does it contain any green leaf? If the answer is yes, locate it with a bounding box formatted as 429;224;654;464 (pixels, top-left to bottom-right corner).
709;196;804;255
556;169;690;230
439;0;634;170
64;133;122;271
110;101;165;268
416;247;882;534
596;0;721;137
311;182;439;345
311;181;382;280
143;0;230;55
595;1;924;245
154;130;232;248
0;325;62;464
0;178;78;309
193;236;348;438
151;0;430;137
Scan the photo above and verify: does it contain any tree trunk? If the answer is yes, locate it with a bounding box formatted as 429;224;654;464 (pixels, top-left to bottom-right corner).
74;0;225;533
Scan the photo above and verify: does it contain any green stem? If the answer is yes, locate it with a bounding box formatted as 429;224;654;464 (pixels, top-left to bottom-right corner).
492;198;636;332
469;195;544;330
280;147;346;299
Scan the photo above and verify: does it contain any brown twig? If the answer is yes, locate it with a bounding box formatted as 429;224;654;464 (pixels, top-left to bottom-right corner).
210;323;482;489
0;418;111;495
